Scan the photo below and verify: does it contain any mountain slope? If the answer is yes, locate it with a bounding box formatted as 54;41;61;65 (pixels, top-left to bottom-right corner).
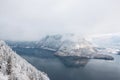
36;34;113;60
36;34;63;51
37;34;95;52
0;40;50;80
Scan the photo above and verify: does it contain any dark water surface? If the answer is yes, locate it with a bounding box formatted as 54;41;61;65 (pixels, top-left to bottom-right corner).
13;48;120;80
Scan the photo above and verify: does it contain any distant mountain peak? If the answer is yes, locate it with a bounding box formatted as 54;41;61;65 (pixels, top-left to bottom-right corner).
36;34;86;51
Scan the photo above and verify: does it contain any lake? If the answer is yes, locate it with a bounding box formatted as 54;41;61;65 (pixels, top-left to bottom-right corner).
13;48;120;80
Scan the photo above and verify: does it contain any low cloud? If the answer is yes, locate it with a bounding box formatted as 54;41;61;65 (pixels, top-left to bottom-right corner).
0;0;120;41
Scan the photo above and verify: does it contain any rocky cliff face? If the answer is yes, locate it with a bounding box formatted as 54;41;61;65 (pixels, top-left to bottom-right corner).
0;40;50;80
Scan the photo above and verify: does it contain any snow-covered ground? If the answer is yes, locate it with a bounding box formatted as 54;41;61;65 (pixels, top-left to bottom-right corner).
0;40;50;80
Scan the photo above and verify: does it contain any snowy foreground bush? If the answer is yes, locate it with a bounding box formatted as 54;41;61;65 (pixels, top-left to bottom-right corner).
0;40;50;80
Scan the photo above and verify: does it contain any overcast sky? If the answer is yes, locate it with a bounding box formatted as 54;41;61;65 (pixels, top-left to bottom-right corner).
0;0;120;41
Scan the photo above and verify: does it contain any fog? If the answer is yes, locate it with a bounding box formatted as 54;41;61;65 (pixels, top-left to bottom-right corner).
0;0;120;41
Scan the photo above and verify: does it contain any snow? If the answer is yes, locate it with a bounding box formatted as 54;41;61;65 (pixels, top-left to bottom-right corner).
0;72;8;80
37;34;113;60
91;33;120;49
37;34;62;50
97;48;120;55
37;34;95;51
0;40;50;80
36;34;97;57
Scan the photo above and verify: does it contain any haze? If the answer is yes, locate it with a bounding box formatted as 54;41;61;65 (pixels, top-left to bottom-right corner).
0;0;120;41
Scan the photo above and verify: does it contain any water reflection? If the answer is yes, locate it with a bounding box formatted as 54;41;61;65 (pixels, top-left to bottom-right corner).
13;47;90;67
57;56;90;67
12;47;56;58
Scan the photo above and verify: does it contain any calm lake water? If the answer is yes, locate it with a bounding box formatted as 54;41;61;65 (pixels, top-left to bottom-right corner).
13;48;120;80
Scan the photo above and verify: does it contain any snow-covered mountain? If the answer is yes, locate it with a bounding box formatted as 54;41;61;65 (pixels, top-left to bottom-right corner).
37;34;96;52
36;34;63;51
5;34;114;60
36;34;113;60
91;33;120;49
56;36;97;57
0;40;50;80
